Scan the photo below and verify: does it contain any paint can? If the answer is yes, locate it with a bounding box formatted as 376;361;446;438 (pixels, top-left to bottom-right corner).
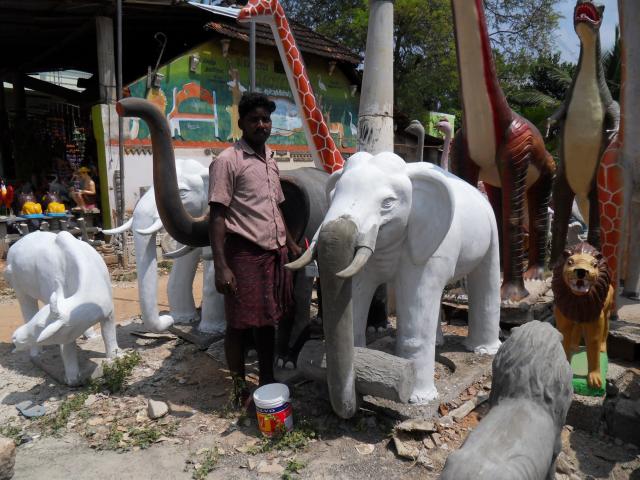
253;383;293;437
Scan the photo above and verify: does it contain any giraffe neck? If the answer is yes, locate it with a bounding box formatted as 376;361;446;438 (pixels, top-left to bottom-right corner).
239;1;344;173
452;0;510;152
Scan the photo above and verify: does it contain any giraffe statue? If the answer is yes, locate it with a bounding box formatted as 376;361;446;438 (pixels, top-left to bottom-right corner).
238;0;344;174
597;135;623;305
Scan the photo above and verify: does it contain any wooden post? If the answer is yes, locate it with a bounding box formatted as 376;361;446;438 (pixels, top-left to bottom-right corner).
95;16;127;266
0;84;13;178
12;73;28;180
95;17;116;104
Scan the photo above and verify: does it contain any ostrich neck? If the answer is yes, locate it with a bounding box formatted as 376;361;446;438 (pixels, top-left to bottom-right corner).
441;134;451;171
243;4;343;173
452;0;510;146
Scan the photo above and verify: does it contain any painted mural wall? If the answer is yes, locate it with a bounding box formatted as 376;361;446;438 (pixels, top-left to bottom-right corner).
125;39;360;152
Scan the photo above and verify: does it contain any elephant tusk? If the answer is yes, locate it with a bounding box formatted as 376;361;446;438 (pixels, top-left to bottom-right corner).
102;217;133;235
336;247;373;279
285;242;316;270
162;244;195;259
135;218;164;235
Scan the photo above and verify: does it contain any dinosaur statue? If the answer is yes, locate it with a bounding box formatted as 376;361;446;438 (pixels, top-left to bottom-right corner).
450;0;556;301
547;0;621;269
619;0;640;300
237;0;344;174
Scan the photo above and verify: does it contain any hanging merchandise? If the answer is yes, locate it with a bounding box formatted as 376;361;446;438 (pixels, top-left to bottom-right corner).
0;178;14;215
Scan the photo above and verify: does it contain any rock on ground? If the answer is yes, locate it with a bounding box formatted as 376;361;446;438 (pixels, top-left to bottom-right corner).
0;437;16;480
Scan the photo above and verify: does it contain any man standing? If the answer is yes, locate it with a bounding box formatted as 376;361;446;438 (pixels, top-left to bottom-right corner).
209;93;301;407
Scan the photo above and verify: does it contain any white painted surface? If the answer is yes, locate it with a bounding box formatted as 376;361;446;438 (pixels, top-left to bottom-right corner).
316;152;501;404
4;231;119;385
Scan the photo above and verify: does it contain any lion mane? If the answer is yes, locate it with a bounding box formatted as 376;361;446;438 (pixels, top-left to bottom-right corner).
441;321;573;480
552;242;610;324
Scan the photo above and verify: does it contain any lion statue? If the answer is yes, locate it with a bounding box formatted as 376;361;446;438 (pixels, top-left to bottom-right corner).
552;242;614;389
441;321;573;480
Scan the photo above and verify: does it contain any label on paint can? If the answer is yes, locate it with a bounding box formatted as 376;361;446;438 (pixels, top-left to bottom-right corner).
255;402;293;437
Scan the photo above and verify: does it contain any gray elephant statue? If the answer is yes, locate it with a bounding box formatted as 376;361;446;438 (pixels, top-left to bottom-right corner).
114;97;330;366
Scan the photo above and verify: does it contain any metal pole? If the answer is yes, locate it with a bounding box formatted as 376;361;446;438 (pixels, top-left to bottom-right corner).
116;0;128;267
249;22;256;92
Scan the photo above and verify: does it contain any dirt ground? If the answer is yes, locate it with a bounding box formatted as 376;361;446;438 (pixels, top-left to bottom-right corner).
0;260;639;479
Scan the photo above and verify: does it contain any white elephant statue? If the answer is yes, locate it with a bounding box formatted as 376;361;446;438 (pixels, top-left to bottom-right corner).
289;152;502;407
103;158;225;334
5;231;120;386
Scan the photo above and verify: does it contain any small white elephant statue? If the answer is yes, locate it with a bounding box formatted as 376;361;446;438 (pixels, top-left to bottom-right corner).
103;158;225;334
289;152;502;406
5;231;120;386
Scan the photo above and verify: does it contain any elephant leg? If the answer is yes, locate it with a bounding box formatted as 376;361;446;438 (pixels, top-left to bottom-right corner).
134;231;173;332
100;312;120;359
16;293;41;357
277;271;312;369
199;260;226;334
484;184;503;267
465;246;501;354
366;285;389;333
60;342;81;386
353;274;381;348
498;129;530;302
524;168;553;280
550;172;575;265
587;182;602;250
395;259;447;404
167;247;199;323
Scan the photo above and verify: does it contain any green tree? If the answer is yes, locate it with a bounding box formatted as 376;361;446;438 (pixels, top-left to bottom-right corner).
281;0;562;123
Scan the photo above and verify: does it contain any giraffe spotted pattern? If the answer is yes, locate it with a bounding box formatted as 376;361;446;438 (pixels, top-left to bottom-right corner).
238;0;345;174
597;134;624;295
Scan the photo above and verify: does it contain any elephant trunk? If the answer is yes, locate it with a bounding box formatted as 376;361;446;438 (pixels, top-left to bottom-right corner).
116;98;210;247
317;217;359;419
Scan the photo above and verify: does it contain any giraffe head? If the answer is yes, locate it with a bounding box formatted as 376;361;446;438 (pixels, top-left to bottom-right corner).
238;0;278;22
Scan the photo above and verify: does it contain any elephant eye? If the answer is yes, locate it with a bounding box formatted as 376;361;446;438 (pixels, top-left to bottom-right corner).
381;197;396;210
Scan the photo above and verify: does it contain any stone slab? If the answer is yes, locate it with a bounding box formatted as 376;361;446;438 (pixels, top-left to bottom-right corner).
169;323;224;350
566;392;605;433
443;278;554;328
566;358;631;434
608;320;640;362
605;398;640;446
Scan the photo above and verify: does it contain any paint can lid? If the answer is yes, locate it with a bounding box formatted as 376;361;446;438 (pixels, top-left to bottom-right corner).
253;383;290;409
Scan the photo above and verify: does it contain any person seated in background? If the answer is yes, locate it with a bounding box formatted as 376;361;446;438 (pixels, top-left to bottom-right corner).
70;167;97;212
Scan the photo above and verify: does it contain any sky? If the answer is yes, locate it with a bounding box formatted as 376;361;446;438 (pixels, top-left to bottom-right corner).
555;0;619;62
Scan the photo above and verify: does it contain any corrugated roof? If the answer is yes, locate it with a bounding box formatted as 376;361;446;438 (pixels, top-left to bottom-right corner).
205;18;361;65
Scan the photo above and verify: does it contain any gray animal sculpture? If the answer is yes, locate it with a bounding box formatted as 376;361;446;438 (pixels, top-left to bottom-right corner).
440;321;573;480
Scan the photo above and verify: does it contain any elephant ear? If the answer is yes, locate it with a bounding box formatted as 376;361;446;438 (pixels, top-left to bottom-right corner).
406;164;455;265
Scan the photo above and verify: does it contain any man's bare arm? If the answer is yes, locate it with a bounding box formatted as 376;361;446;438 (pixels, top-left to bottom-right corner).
209;203;236;295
